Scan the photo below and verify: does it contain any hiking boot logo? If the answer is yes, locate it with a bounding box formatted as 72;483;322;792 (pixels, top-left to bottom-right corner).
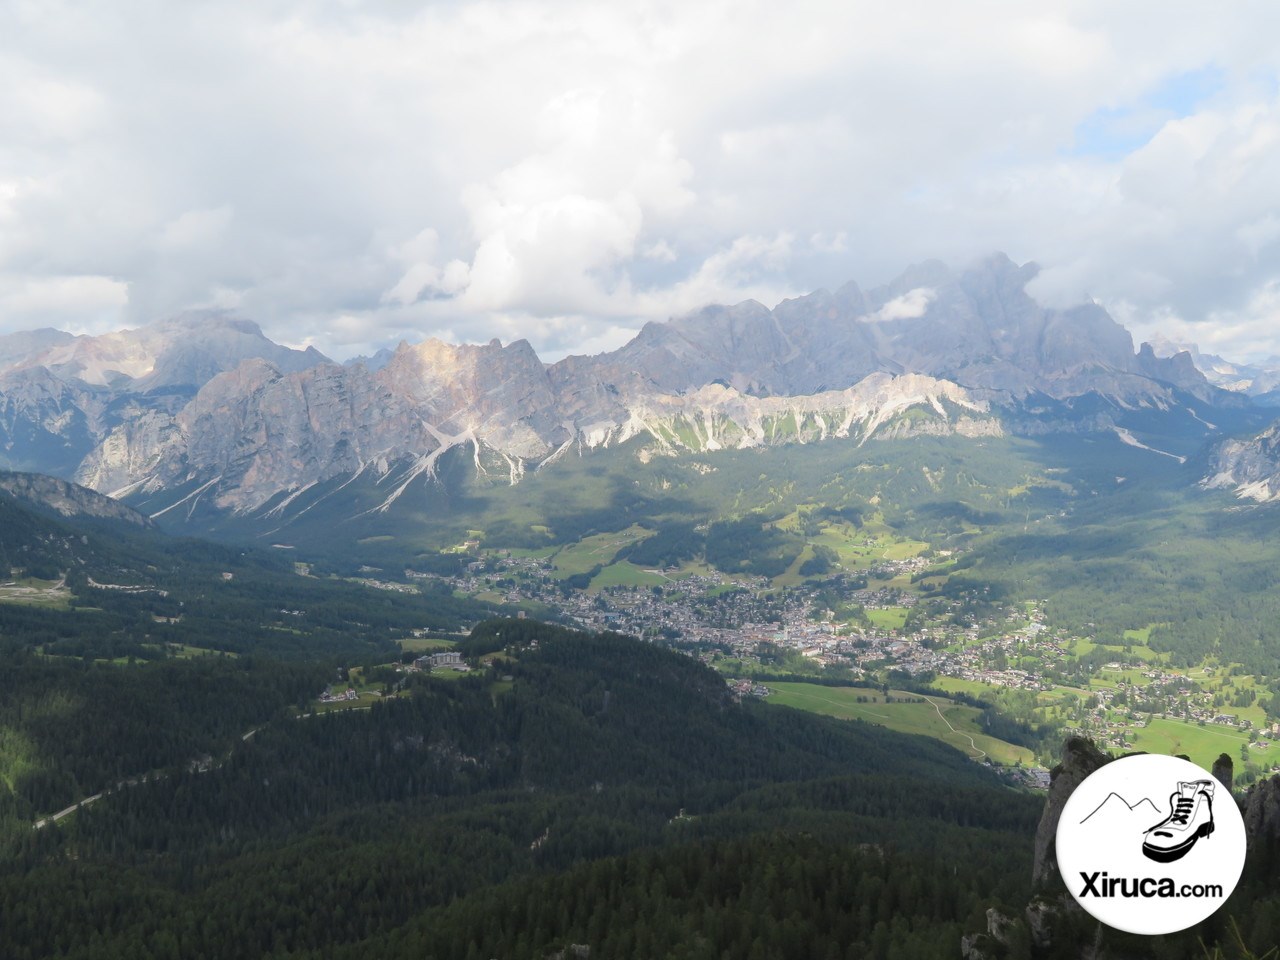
1142;779;1215;863
1056;753;1246;937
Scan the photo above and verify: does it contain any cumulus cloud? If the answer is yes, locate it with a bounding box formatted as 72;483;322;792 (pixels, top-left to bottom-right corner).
382;229;471;306
0;1;1278;362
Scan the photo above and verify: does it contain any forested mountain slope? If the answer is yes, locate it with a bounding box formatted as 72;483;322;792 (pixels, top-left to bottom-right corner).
2;622;1042;960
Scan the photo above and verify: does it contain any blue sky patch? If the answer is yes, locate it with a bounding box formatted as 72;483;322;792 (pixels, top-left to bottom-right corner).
1066;66;1225;160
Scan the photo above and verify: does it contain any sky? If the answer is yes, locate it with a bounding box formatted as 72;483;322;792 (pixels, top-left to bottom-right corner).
1;1;1279;363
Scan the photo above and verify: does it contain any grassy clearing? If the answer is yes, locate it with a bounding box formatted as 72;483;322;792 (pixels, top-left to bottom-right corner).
0;577;73;609
762;682;1033;765
424;668;467;682
931;676;997;699
498;546;557;560
398;637;458;652
549;525;653;578
1089;666;1150;689
882;540;928;561
590;561;669;590
865;607;909;631
1072;637;1166;664
811;523;928;574
770;545;813;588
1123;624;1161;645
1124;717;1256;769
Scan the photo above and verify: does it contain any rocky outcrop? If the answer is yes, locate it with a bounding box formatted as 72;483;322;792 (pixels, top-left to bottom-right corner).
1213;753;1234;791
1033;736;1110;887
1244;773;1280;842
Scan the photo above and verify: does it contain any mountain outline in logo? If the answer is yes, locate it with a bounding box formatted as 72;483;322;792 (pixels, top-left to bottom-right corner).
1079;791;1162;825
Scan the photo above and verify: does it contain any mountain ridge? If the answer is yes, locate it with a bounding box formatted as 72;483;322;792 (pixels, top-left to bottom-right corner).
0;253;1259;525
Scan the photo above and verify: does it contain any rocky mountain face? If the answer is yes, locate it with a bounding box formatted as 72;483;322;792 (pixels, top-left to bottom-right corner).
0;328;76;373
0;312;328;479
1203;421;1280;502
0;254;1248;523
4;313;328;390
0;470;151;527
559;254;1213;406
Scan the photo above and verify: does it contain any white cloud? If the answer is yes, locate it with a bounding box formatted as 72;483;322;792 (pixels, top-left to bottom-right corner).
0;274;128;332
0;2;1276;362
640;232;797;319
869;287;936;322
159;207;233;250
1121;280;1280;363
642;239;677;262
809;231;848;254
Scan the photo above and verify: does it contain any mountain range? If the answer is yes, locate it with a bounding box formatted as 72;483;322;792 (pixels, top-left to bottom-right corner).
2;252;1278;526
1149;336;1280;404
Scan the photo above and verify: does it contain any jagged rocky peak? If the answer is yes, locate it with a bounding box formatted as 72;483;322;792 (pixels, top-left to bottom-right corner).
582;298;789;397
572;251;1207;404
868;255;956;304
385;336;546;392
380;336;562;447
1150;335;1280;398
0;251;1248;520
134;313;330;390
342;346;398;372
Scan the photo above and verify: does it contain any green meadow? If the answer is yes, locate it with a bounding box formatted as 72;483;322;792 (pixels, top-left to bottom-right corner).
762;681;1033;765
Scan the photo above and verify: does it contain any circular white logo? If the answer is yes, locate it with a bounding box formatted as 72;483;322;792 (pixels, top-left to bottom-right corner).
1056;754;1246;936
